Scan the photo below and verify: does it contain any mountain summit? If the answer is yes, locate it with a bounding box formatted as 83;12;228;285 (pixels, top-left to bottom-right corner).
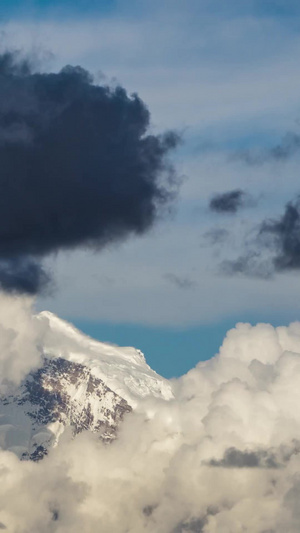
0;311;173;460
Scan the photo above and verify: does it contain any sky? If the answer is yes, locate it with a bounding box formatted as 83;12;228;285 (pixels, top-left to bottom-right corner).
1;0;300;376
6;296;300;530
3;4;300;530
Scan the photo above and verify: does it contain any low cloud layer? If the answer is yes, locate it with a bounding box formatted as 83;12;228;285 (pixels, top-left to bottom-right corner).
2;297;300;531
0;50;179;294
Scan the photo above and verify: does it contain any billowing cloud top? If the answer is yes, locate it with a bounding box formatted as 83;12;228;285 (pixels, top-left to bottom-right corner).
2;297;300;531
0;51;179;294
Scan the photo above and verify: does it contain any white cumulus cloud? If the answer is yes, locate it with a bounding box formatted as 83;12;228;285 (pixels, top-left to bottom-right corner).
1;299;300;530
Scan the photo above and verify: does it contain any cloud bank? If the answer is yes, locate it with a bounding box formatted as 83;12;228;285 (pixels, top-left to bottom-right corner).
0;50;179;294
2;296;300;531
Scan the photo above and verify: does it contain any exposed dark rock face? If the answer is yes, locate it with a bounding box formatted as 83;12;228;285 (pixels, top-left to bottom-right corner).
0;357;132;461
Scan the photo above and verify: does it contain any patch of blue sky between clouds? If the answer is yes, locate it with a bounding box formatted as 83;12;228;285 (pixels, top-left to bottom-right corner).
0;0;116;20
6;0;300;375
71;318;234;378
73;308;300;378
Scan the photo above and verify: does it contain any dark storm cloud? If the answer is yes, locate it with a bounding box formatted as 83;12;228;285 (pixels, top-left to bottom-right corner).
0;257;50;295
209;189;250;214
0;51;180;293
236;132;300;165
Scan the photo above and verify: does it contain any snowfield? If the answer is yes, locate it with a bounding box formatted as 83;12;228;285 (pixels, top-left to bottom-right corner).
0;310;173;460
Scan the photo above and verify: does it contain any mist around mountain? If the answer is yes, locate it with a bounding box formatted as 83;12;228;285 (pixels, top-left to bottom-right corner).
0;294;300;531
0;306;172;461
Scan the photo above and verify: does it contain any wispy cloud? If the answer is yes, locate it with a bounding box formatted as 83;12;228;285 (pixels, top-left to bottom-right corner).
164;273;196;290
234;132;300;165
209;189;255;214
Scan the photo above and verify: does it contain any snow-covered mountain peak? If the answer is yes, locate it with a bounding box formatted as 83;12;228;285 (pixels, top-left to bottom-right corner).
37;310;146;366
0;310;174;461
35;310;173;405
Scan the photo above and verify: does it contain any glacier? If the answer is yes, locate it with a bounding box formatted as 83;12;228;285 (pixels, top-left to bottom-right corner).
0;311;173;460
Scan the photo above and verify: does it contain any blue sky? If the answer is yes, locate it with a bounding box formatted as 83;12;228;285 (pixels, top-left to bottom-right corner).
3;0;300;376
74;311;300;378
0;0;116;18
2;0;300;22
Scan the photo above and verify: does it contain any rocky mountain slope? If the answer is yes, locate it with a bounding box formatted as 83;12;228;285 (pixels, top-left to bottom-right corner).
0;311;173;460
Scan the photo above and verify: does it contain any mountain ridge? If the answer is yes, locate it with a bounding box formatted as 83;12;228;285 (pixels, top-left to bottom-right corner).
0;310;173;460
